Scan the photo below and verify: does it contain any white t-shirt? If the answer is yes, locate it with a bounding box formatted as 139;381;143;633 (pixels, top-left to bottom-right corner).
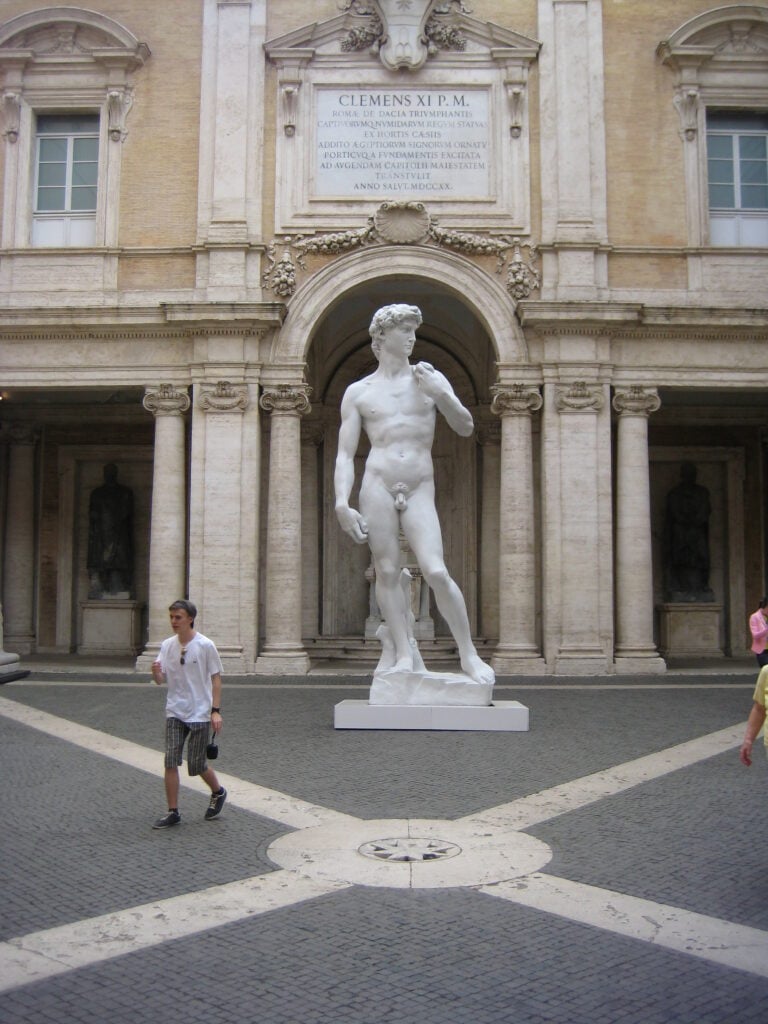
158;632;223;723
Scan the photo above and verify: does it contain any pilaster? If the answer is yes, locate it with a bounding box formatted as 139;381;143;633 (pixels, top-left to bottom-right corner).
188;380;258;674
537;0;608;299
542;378;614;674
197;0;267;298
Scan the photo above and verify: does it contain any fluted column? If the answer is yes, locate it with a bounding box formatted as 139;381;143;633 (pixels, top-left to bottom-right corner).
490;385;546;674
136;385;190;668
612;386;665;672
256;383;311;674
2;422;37;653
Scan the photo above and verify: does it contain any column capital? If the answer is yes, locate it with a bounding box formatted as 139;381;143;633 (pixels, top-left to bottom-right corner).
198;380;250;414
143;384;191;417
259;383;312;416
490;383;543;418
1;421;39;445
554;381;604;414
612;385;661;417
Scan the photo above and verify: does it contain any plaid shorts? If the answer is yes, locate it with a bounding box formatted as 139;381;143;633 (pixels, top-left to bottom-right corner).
164;717;210;775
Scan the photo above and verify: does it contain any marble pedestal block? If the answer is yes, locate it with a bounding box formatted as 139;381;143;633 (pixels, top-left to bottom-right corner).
79;600;144;656
334;699;529;731
658;603;723;659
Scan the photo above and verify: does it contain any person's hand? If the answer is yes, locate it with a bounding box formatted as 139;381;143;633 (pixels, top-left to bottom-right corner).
740;740;753;767
211;710;222;735
336;504;369;544
151;661;165;685
413;361;450;401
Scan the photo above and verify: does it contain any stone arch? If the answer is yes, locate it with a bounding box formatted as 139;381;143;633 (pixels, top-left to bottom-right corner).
0;7;147;52
271;245;528;367
662;4;768;47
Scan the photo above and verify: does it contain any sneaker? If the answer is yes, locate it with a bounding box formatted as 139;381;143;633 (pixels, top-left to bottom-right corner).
205;787;227;820
152;810;181;829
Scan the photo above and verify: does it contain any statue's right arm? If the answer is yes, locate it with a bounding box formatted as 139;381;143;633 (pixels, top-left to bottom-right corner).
334;389;369;544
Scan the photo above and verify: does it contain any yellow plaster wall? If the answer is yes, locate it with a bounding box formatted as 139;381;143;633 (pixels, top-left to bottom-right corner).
0;0;203;249
602;1;710;247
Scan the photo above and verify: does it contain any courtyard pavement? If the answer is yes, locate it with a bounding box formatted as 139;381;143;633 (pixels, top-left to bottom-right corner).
1;661;767;1023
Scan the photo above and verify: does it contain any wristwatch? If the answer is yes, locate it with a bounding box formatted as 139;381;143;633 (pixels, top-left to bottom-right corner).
211;707;221;714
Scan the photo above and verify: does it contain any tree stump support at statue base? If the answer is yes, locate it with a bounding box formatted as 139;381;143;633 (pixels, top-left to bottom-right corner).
657;603;723;659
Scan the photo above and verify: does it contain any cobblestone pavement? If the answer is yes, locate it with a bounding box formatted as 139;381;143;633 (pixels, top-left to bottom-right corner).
1;671;767;1023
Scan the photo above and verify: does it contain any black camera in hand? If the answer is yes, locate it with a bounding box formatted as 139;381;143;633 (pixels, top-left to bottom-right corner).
206;737;219;760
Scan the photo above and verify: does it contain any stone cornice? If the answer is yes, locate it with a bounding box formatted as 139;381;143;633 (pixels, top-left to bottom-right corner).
517;300;768;337
0;302;286;338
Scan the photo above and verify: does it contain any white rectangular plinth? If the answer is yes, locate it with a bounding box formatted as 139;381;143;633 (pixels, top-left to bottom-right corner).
333;700;529;732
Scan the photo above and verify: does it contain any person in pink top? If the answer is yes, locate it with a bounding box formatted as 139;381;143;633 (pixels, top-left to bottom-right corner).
749;597;768;668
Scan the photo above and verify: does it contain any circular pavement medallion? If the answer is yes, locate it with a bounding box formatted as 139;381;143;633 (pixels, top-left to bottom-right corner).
267;817;552;890
358;837;462;863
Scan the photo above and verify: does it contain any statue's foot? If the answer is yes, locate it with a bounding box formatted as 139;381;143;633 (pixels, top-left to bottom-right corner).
392;653;415;673
461;652;495;686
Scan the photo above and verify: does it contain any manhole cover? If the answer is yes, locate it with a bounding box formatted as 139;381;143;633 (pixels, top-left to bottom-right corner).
358;837;462;863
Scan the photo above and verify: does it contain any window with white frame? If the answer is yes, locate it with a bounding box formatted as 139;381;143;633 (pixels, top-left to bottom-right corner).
33;114;100;246
658;8;768;249
706;111;768;247
0;8;149;252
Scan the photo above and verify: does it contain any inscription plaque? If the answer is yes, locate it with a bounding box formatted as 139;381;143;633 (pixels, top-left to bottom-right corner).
315;87;491;199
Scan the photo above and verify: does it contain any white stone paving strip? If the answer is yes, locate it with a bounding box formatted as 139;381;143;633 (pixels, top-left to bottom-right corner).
0;696;358;830
461;724;744;831
481;874;768;979
0;872;350;994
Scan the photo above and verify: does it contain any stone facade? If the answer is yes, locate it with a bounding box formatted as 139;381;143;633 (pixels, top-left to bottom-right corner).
0;1;766;675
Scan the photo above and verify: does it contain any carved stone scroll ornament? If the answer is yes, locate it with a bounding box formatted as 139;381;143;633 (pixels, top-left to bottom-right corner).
259;383;312;416
554;381;604;413
672;87;699;141
490;383;543;418
107;88;133;142
2;91;20;143
142;384;191;417
612;385;661;418
198;381;249;413
338;0;471;65
263;202;540;303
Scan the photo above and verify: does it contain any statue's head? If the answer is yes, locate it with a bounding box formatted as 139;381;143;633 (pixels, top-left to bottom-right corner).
104;462;118;483
369;304;422;358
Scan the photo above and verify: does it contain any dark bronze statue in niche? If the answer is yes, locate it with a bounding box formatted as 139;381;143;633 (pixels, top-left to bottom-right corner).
87;463;134;599
663;462;714;603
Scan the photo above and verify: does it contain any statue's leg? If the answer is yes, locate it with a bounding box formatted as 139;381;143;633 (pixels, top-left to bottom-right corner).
360;479;414;671
402;489;494;686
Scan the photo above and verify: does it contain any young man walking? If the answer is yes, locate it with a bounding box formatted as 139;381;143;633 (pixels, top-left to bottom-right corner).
151;599;226;828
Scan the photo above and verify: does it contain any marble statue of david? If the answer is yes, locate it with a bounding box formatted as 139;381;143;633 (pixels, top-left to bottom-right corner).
334;303;495;704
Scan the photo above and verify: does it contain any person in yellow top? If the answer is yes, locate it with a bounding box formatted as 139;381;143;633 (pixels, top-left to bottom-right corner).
740;664;768;766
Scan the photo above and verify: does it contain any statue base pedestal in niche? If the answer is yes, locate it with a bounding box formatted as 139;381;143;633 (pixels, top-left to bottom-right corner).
334;699;529;731
79;600;144;656
658;603;723;659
